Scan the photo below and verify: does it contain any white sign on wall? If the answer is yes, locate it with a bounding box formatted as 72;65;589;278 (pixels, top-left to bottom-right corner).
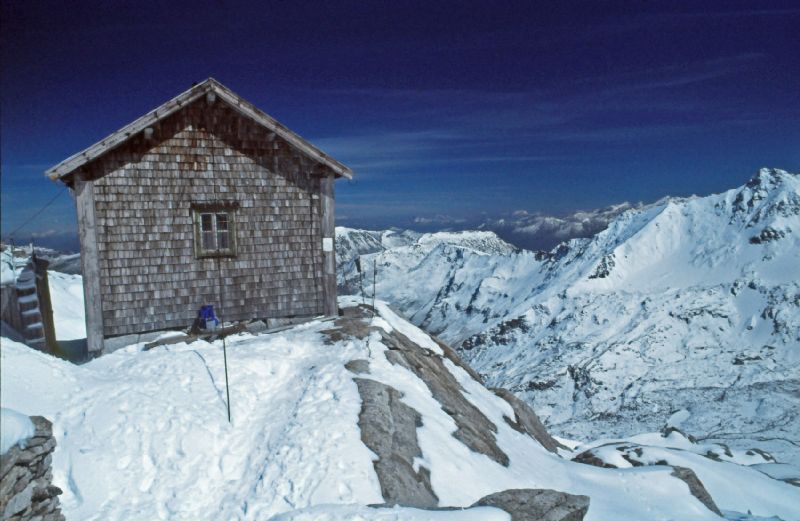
322;237;333;252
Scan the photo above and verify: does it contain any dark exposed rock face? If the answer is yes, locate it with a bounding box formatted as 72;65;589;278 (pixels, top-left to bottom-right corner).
491;388;564;454
573;448;618;469
749;226;786;244
460;316;530;351
472;488;590;521
352;378;439;508
430;335;484;384
0;416;64;521
344;359;370;374
380;328;510;467
588;253;615;279
670;467;723;516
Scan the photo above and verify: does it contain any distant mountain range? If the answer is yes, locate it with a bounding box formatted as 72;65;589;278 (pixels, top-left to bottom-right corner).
336;168;800;465
360;202;644;252
476;201;647;251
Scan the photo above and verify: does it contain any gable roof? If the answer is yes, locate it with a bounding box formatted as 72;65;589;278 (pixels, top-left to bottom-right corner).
46;78;353;181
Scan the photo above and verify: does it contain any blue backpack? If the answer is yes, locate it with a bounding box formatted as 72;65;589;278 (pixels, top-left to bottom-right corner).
197;305;220;330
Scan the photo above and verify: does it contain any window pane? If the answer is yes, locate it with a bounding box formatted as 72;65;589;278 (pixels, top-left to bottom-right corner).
201;213;214;232
217;231;229;250
216;213;229;231
202;231;215;251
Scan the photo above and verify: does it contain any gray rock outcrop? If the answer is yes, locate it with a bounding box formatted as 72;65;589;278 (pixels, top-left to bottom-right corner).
380;327;510;467
670;466;722;516
492;388;564;454
472;488;590;521
353;378;439;508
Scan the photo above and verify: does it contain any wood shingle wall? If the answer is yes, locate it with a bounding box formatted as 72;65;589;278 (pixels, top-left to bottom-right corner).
82;99;328;338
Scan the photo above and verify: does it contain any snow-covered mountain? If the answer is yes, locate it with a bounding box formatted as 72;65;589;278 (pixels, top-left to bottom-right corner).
3;299;797;520
336;168;800;465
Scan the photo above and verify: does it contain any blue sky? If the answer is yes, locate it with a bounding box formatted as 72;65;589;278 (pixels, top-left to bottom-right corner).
2;0;799;249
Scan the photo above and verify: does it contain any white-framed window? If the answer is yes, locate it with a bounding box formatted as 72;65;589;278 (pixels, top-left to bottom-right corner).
192;203;238;258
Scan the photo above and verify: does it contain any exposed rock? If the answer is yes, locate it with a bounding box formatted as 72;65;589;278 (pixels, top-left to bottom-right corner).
245;320;268;335
353;378;439;508
661;426;697;443
431;336;484;384
745;448;775;463
320;305;376;344
472;488;590;521
749;226;786;244
460;316;530;351
491;388;564;454
588;253;615;279
344;359;370;374
572;449;618;469
670;466;722;516
381;328;510;467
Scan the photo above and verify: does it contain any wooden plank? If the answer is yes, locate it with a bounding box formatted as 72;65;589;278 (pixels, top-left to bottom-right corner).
142;322;248;351
33;257;58;353
75;173;105;353
320;173;337;317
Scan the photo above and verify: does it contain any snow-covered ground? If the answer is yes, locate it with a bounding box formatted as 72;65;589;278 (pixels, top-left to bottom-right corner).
336;168;800;466
47;271;86;340
3;299;797;520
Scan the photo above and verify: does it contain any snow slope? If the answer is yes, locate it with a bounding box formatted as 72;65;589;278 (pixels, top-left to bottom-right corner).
4;300;795;520
336;168;800;465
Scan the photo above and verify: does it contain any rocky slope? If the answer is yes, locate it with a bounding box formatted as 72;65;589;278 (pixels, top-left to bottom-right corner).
336;168;800;465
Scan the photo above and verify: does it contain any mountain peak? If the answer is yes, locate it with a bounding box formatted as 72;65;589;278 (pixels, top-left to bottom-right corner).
731;168;800;226
751;167;794;186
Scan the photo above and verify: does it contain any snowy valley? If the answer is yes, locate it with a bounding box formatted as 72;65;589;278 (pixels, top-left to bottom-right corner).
336;168;800;467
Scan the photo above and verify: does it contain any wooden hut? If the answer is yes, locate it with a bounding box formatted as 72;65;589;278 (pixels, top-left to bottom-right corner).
46;78;352;355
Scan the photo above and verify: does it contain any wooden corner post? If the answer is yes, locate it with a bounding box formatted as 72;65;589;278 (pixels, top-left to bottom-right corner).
320;172;337;317
74;173;105;354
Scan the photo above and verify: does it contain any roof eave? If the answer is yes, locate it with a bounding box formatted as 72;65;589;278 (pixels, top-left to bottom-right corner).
45;78;353;181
